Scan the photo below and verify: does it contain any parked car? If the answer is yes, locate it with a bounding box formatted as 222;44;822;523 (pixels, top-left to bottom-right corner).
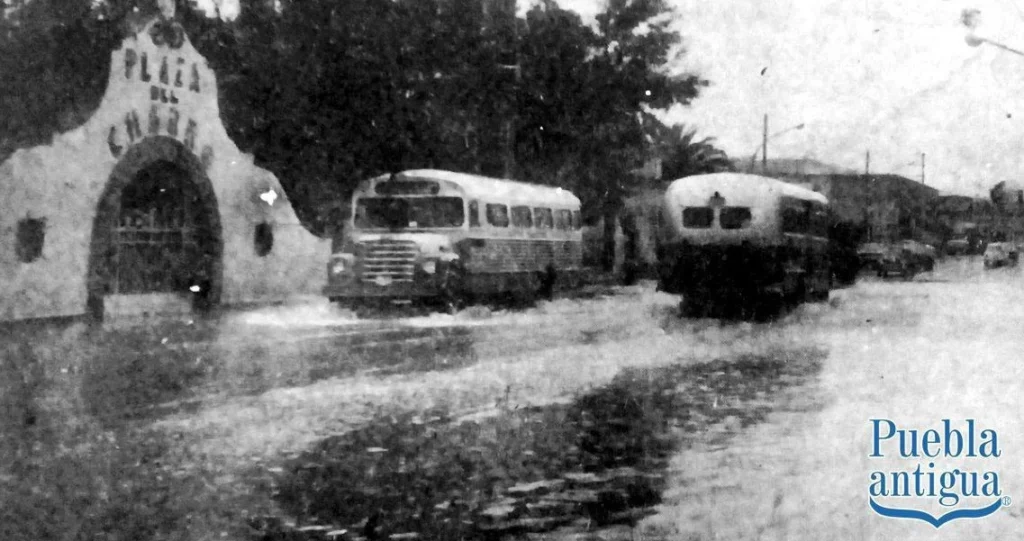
983;242;1019;268
877;247;917;279
945;238;970;256
896;240;937;272
857;243;887;273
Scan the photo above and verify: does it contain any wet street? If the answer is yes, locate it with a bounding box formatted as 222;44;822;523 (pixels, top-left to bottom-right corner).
3;258;1024;540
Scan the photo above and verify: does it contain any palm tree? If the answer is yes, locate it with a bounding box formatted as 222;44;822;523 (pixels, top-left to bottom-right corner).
656;123;734;181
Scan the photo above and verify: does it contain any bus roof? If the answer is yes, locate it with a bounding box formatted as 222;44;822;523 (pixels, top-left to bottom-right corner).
393;169;581;207
664;172;828;207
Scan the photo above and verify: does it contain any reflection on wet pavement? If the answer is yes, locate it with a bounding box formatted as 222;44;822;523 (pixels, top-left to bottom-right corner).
254;347;825;541
77;322;478;426
0;306;480;430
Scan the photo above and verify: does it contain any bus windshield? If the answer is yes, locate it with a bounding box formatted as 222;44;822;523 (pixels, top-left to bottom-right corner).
355;197;465;229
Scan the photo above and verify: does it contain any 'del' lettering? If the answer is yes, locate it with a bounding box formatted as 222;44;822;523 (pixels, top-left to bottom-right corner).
189;63;200;93
124;49;137;80
148;105;160;135
141;52;151;82
125;110;142;142
167;108;180;137
159;56;169;85
184;119;197;151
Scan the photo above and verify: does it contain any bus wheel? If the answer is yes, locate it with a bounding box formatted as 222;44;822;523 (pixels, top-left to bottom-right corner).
438;266;469;314
752;293;781;321
679;296;703;318
538;267;557;300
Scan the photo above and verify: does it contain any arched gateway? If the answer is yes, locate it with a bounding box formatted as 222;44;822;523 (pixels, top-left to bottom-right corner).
0;14;328;321
87;136;224;318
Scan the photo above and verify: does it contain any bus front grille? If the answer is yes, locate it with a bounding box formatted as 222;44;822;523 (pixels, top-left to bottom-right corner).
360;239;419;283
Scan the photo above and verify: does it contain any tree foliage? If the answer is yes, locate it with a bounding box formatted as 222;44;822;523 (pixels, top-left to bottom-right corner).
656;123;734;181
2;0;709;242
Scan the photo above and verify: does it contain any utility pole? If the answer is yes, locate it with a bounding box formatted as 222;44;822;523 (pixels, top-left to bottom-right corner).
921;152;926;185
762;113;768;174
501;0;519;180
865;150;870;175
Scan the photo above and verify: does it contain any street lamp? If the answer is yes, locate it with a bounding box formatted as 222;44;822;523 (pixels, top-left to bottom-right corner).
748;119;805;173
962;8;1024;57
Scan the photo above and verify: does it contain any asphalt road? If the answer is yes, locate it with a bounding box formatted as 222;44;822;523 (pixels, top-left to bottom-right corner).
4;257;1022;540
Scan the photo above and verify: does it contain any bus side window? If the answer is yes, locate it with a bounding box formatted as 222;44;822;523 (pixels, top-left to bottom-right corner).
487;203;509;227
534;207;553;229
511;206;533;228
469;200;480;227
571;210;581;230
555;209;571;230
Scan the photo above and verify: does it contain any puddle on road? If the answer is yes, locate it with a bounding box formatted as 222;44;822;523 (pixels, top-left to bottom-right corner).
254;347;826;541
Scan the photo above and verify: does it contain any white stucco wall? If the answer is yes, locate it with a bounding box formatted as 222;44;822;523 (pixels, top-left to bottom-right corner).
0;17;328;321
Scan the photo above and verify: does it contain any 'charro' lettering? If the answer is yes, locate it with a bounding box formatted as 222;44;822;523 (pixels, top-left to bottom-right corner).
148;105;160;135
167;108;180;137
125;110;142;142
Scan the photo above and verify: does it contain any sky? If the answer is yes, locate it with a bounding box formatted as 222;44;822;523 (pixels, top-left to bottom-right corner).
548;0;1024;196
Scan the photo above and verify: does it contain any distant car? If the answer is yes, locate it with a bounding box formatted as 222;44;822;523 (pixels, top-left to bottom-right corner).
857;243;888;273
983;242;1019;268
945;238;970;256
896;240;937;272
877;247;917;279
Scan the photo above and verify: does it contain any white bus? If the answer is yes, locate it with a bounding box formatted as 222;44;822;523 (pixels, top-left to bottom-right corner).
325;169;583;313
655;173;832;318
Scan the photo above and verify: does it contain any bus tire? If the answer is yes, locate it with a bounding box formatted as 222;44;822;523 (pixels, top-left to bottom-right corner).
621;261;638;286
751;292;780;321
538;266;557;300
680;296;703;318
438;265;469;314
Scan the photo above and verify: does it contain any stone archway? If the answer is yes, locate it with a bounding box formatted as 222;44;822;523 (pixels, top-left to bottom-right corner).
87;136;222;319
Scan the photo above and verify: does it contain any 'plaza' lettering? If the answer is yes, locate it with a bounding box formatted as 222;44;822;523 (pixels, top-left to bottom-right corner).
123;48;200;94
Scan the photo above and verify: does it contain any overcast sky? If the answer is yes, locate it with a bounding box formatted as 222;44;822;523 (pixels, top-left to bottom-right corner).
549;0;1024;195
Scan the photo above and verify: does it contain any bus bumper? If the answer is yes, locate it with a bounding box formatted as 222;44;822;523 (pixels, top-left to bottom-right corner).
323;276;444;300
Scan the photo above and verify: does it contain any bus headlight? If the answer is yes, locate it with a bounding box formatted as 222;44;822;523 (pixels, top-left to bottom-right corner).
421;260;437;274
330;255;353;275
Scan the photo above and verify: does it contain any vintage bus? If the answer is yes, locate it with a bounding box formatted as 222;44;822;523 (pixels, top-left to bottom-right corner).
324;169;583;313
655;173;831;318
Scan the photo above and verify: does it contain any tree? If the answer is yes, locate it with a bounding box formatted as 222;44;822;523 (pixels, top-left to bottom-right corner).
191;0;524;234
2;0;711;256
657;123;734;181
0;0;140;162
577;0;706;270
